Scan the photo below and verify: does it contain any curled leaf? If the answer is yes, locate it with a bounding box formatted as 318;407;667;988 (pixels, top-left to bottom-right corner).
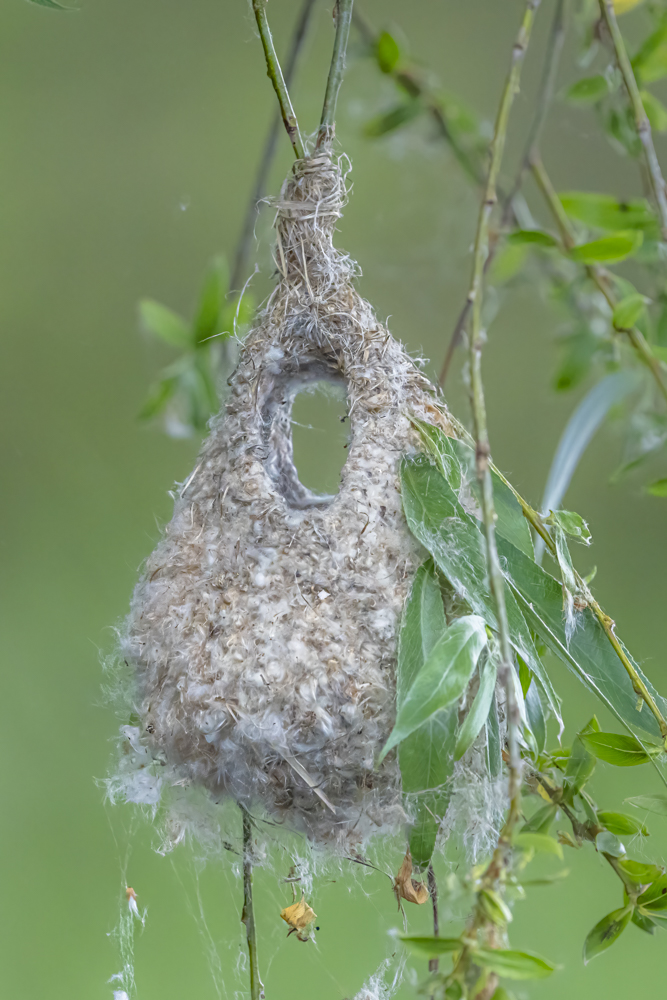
280;896;316;940
393;851;430;906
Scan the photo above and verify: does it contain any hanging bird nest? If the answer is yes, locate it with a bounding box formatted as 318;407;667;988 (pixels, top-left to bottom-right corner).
121;151;457;848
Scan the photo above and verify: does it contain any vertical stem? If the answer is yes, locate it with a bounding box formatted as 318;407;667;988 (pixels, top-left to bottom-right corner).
232;0;317;290
241;807;264;1000
317;0;355;146
467;0;540;842
427;864;439;974
252;0;305;159
599;0;667;239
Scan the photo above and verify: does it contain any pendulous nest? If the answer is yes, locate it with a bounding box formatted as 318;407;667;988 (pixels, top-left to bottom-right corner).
121;151;458;848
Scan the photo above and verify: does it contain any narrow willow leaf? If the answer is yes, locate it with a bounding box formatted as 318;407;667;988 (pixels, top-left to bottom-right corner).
565;74;609;103
525;678;547;753
376;31;400;73
565;717;600;796
522;869;570;887
396;559;454;868
625;793;667;815
537;371;642;560
569;231;643;264
637;873;667;910
597;811;648;836
560;191;654;231
139;299;192;349
583;907;633;963
547;509;591;544
486;693;502;778
138;377;177;421
521;804;557;834
580;732;659;766
514;833;563;859
399;936;461;957
380;615;488;760
617;859;664;883
632;909;657;934
193;256;228;345
475;948;556;980
455;657;498;760
595;831;626;856
27;0;72;7
506;229;558;247
364;101;422;137
400;456;560;725
641;90;667;132
633;22;667;84
647;478;667;497
612;293;650;330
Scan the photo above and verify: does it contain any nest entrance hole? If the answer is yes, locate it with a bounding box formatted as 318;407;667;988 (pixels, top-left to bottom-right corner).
261;363;349;508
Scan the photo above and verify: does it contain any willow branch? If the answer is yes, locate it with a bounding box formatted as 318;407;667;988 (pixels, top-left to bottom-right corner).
599;0;667;240
232;0;317;291
468;0;540;867
240;807;264;1000
317;0;355;146
439;0;567;387
252;0;305;159
530;152;667;406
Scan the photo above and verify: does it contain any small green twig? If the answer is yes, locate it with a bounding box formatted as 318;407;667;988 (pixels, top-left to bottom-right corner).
232;0;317;291
530;152;667;406
252;0;305;159
317;0;355;147
427;864;439;974
241;807;264;1000
440;0;567;387
599;0;667;240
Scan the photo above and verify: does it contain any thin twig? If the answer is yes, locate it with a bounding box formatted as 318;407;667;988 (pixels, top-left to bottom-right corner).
439;0;568;386
241;807;264;1000
599;0;667;240
251;0;305;159
232;0;317;291
467;0;540;856
317;0;355;146
530;152;667;406
427;864;439;974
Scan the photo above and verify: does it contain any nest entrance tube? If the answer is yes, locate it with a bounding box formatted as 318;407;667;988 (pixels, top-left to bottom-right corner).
123;151;456;850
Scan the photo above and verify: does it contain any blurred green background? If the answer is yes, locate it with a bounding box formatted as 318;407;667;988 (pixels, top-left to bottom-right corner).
1;0;667;997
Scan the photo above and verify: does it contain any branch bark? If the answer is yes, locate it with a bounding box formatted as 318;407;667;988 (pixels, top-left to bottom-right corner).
251;0;305;159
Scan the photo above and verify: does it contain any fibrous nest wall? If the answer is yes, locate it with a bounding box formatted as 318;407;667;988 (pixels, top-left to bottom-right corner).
121;151;456;848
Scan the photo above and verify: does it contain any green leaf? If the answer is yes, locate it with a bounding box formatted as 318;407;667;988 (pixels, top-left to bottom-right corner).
376;31;401;73
486;693;502;778
632;909;657;934
521;803;557;834
398;935;462;957
454;656;498;760
625;793;667;815
525;677;547;754
568;231;643;264
475;948;556;980
565;74;610;103
597;811;648;836
380;615;488;761
364;101;422;137
26;0;72;7
553;330;599;392
612;293;650;330
506;229;558;248
139;299;192;349
580;732;660;767
560;191;655;232
479;889;513;925
400;456;560;725
396;560;457;868
638;873;667;910
641;90;667;132
565;717;600;794
514;833;563;859
521;869;570;887
617;859;664;883
583;907;633;963
595;831;626;856
633;24;667;84
490;990;516;1000
138;378;177;421
193;256;229;345
647;478;667;497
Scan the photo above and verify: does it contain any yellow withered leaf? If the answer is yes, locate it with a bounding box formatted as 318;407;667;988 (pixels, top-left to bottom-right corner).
280;896;316;940
393;850;430;907
612;0;645;13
